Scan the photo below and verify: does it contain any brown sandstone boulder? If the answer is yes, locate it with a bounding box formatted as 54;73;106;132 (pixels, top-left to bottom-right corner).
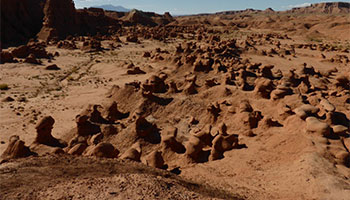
142;75;168;93
120;142;141;161
126;34;138;43
24;54;41;64
306;117;331;137
106;101;129;122
135;116;159;139
294;104;320;120
254;78;275;98
85;142;119;158
1;135;33;161
184;136;205;161
11;45;29;58
0;51;15;64
145;151;165;169
161;127;185;153
76;115;101;136
68;143;87;155
209;133;239;161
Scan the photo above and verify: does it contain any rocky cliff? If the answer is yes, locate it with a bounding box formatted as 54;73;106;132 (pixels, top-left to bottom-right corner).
288;2;350;14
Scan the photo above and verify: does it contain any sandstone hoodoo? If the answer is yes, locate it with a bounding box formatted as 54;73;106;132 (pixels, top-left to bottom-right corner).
1;1;350;200
1;136;34;161
33;116;66;147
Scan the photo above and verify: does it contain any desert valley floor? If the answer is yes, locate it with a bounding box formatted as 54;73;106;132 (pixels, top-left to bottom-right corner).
1;1;350;199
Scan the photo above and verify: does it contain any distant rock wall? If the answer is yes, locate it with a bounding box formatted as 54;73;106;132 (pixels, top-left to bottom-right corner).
287;2;350;14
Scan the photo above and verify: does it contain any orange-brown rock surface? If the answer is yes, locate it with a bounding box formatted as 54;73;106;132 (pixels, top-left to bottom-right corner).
0;1;350;200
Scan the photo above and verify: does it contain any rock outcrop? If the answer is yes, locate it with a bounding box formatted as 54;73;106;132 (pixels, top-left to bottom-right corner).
37;0;76;41
1;136;34;161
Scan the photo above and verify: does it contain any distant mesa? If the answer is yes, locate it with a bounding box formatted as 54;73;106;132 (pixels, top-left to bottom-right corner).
287;2;350;14
264;8;275;13
209;2;349;16
90;4;131;12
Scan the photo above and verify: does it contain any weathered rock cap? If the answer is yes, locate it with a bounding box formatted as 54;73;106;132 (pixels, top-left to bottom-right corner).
294;104;320;119
306;117;331;137
320;98;335;112
36;116;55;130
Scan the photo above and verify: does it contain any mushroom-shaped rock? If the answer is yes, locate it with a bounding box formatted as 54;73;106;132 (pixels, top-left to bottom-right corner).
294;104;320;120
1;135;33;160
297;81;310;94
161;127;185;153
259;65;274;79
254;78;275;99
193;58;213;72
193;125;214;147
209;133;239;161
34;116;66;147
142;75;168;93
332;125;349;137
76;115;101;136
89;105;109;124
320;98;335;112
270;82;293;100
135;116;158;137
306;117;331;137
106;101;129;122
85;143;119;158
184;136;204;161
237;110;263;129
145;151;165;169
120;142;141;162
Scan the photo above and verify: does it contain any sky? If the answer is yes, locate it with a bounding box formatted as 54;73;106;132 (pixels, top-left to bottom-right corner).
73;0;346;15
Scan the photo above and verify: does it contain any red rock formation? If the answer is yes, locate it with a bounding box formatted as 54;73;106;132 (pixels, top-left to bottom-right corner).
287;2;350;14
37;0;76;41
